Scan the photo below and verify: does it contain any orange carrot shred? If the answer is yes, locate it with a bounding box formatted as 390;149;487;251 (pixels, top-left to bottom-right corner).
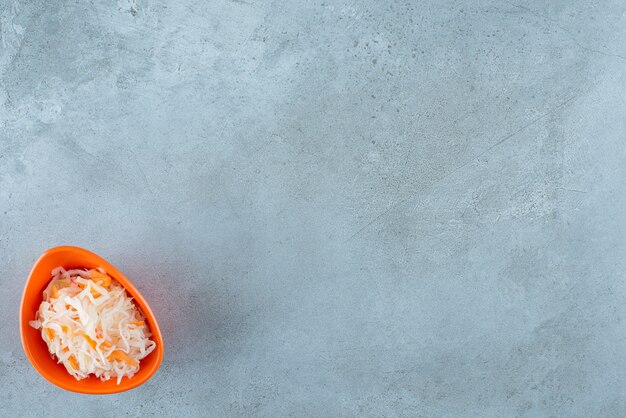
107;350;138;366
130;321;145;327
90;269;111;287
81;333;97;350
51;285;59;299
44;328;54;340
68;355;78;370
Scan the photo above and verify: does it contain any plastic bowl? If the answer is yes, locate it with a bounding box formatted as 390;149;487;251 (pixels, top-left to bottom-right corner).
19;246;163;394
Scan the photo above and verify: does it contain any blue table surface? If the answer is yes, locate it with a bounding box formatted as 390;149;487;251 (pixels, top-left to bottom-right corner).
2;0;626;416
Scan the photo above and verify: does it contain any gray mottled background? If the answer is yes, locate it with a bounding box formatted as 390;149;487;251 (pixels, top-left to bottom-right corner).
1;0;626;416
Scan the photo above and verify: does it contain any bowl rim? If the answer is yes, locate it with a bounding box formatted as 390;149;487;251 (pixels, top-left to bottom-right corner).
20;245;164;394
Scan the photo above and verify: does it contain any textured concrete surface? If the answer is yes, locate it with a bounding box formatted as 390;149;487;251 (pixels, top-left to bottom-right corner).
1;0;626;416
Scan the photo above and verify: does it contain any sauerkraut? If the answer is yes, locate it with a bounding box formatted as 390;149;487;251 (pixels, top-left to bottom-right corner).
29;266;156;384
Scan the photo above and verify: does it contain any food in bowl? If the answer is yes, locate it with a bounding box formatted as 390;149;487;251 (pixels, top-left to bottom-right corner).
28;266;156;384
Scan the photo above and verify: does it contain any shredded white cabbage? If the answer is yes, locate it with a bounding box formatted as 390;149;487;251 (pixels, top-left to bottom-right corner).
29;266;156;384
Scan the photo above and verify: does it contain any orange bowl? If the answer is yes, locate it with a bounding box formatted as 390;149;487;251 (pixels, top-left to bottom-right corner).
19;246;164;394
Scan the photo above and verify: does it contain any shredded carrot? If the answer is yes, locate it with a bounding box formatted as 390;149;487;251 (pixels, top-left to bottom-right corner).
107;350;138;366
44;328;54;340
130;321;145;327
78;280;100;296
51;285;59;299
101;341;112;348
68;355;78;370
61;325;70;333
81;333;97;350
90;269;111;287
